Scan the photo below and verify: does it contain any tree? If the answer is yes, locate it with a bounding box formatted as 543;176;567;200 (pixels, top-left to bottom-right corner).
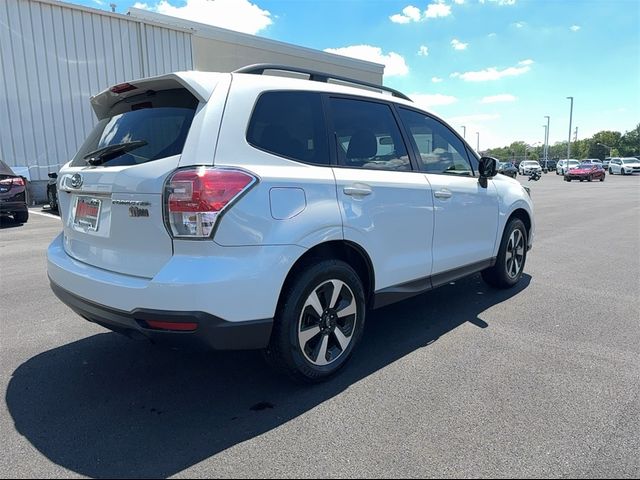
619;124;640;157
588;130;622;159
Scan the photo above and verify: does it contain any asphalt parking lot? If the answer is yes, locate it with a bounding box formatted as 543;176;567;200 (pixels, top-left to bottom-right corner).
1;173;639;478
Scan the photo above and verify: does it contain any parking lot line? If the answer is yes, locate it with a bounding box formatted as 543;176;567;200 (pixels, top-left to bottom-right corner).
28;209;61;220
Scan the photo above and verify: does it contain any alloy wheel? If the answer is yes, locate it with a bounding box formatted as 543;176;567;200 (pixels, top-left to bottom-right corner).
298;279;357;367
505;229;525;279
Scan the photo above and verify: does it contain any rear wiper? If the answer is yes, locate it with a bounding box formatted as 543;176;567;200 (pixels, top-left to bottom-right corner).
84;140;148;166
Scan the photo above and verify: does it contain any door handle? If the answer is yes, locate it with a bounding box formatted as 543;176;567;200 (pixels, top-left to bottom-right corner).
343;185;372;197
434;189;452;199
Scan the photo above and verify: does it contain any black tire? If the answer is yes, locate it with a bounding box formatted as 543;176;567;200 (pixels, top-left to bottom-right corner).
609;168;613;174
566;178;571;182
481;218;527;289
13;210;28;224
580;178;584;182
264;259;366;383
600;175;605;182
587;175;592;182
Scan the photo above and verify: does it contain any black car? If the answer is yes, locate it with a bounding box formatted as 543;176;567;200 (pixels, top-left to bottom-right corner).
0;160;29;224
497;162;518;178
47;172;59;211
542;159;557;172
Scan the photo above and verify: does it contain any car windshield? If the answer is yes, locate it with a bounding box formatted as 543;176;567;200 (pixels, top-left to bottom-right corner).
622;159;639;164
578;163;595;168
71;89;197;167
523;161;538;166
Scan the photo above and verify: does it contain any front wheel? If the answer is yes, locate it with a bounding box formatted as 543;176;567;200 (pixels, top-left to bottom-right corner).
600;175;605;182
609;168;613;174
587;175;593;182
482;218;527;289
264;259;366;383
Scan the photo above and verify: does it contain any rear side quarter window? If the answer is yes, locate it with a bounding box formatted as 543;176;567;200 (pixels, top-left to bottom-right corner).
246;91;330;165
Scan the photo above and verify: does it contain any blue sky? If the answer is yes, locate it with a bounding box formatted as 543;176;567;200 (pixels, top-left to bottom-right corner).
75;0;639;148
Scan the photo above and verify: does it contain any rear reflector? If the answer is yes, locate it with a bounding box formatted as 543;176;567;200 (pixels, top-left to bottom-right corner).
165;167;256;238
145;320;198;332
110;83;137;94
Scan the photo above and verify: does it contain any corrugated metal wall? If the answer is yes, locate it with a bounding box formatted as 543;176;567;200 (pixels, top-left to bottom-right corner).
0;0;192;183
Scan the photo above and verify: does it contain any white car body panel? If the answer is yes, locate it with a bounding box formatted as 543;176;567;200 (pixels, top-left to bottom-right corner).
333;168;434;291
427;174;500;273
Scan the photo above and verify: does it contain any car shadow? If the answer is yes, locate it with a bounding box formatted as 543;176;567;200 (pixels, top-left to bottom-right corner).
0;218;24;229
7;273;530;478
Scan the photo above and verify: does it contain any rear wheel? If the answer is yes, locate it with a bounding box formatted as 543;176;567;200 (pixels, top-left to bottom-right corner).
482;218;527;289
264;259;366;383
600;175;605;182
13;211;28;224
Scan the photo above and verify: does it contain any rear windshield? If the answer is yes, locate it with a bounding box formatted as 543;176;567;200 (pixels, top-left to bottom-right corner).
0;160;15;175
71;89;198;167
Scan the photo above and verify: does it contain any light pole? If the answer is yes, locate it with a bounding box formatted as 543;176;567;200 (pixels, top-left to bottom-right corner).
461;126;466;139
597;142;613;160
566;97;574;160
542;124;548;170
476;131;480;152
544;115;550;166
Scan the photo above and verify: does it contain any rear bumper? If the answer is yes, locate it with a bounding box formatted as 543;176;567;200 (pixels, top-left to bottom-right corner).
0;200;27;215
48;233;306;349
50;280;273;350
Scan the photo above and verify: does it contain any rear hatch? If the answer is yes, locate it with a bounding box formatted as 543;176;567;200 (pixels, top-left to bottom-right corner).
57;73;222;278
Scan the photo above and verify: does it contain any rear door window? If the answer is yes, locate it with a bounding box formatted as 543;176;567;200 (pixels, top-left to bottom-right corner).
247;91;329;165
327;97;411;171
71;89;197;167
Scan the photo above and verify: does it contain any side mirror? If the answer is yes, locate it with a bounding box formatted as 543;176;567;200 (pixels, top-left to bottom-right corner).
48;172;58;179
478;156;498;176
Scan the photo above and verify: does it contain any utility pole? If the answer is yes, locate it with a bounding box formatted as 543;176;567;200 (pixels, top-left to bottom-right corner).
461;126;466;139
566;97;574;160
476;132;480;152
542;124;548;169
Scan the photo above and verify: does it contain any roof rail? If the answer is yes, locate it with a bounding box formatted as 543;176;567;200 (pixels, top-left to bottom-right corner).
233;64;412;102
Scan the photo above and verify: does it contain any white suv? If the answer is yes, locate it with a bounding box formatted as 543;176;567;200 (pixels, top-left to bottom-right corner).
47;65;535;382
608;157;640;175
518;161;542;176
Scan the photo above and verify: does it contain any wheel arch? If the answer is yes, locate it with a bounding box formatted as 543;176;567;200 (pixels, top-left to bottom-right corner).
276;240;376;313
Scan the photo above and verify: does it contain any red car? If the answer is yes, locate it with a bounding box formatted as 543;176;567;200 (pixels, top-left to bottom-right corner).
564;162;606;182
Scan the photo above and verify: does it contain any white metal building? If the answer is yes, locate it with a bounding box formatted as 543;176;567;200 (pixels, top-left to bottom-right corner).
0;0;383;201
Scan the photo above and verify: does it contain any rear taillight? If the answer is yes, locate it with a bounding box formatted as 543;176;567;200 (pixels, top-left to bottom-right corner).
164;167;256;238
0;177;25;187
110;82;137;94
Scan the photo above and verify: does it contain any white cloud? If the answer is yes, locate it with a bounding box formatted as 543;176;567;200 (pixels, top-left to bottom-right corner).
390;5;422;23
390;1;452;23
432;76;444;83
410;93;458;108
324;45;409;77
453;0;465;4
133;0;273;35
488;32;497;37
513;21;525;28
425;0;452;18
93;0;105;5
451;39;468;50
418;45;429;56
454;60;533;81
480;0;516;4
480;94;517;103
570;25;581;32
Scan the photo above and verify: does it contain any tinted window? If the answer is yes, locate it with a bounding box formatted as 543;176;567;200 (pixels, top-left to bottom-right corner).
328;97;410;171
71;89;197;167
247;91;329;165
398;108;473;176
